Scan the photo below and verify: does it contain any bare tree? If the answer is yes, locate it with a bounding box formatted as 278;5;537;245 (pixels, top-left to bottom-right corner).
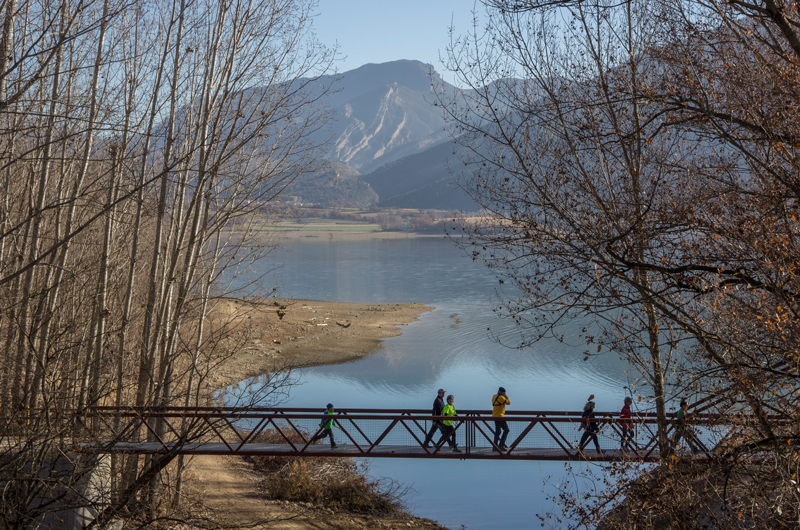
0;0;335;525
441;0;800;526
439;0;693;455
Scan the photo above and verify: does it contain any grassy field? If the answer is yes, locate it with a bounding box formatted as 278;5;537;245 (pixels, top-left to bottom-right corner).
240;208;466;235
270;224;382;231
269;217;381;232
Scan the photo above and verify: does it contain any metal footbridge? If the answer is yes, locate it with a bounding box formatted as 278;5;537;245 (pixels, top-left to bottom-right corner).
76;406;743;462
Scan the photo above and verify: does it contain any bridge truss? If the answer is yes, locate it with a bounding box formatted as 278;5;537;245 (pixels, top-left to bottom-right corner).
77;407;746;462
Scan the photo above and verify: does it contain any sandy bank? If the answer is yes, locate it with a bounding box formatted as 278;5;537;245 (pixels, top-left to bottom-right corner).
185;299;447;530
204;298;433;390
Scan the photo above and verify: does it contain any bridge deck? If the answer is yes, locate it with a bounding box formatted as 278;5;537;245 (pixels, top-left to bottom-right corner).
84;441;676;461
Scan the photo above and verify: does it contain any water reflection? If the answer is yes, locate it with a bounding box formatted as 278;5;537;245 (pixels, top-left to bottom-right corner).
231;237;633;529
298;304;629;412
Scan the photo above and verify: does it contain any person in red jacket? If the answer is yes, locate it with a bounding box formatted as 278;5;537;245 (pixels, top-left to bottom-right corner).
619;396;635;452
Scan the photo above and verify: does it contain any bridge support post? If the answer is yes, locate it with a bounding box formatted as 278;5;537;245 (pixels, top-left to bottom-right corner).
465;413;474;455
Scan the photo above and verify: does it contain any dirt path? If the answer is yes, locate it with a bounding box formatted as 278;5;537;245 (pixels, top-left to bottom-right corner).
187;455;445;530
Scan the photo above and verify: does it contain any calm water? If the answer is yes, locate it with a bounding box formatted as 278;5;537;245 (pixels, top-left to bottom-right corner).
230;236;633;529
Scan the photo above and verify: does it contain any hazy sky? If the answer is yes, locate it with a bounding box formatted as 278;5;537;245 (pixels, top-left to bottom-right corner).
312;0;486;74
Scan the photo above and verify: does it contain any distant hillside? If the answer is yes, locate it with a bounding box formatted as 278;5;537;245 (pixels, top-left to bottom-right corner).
152;60;478;209
286;160;378;208
155;60;514;210
361;140;481;211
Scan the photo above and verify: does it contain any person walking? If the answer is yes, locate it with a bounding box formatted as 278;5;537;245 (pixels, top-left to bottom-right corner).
311;403;338;449
423;389;446;448
436;394;461;452
619;396;635;452
492;386;511;451
672;399;699;455
578;395;603;455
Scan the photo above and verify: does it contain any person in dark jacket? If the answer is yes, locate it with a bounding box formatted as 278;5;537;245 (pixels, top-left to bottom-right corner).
423;389;446;448
578;395;603;455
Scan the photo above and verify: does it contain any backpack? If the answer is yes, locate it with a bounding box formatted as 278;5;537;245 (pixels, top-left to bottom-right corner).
580;410;591;430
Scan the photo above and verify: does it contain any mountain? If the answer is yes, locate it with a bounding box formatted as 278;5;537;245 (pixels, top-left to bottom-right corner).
326;59;444;108
313;60;455;174
266;59;469;209
295;59;493;210
361;140;481;212
286;160;377;208
146;60;472;210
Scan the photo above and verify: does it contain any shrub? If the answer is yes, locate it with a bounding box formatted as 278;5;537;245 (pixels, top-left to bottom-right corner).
263;460;398;515
250;429;405;515
377;213;403;231
250;429;311;473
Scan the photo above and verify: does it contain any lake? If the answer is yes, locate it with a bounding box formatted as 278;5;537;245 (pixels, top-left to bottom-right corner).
231;236;634;529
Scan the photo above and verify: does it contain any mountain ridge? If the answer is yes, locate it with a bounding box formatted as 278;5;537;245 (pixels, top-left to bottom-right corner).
284;59;480;210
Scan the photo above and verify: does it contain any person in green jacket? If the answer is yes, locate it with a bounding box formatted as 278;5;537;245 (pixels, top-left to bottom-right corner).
672;399;699;455
311;403;338;449
436;395;461;452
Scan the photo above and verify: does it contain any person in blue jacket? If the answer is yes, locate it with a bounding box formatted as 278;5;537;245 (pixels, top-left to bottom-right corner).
311;403;338;449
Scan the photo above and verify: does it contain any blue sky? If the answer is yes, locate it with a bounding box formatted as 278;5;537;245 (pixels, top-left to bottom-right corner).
312;0;485;74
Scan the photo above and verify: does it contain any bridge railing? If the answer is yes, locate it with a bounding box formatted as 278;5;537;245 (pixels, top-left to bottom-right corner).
79;406;774;460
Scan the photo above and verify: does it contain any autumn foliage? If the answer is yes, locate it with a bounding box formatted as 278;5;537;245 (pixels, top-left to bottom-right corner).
440;0;800;526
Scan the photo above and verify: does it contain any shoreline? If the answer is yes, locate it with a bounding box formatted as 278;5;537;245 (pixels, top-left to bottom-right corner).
205;298;434;390
187;298;446;530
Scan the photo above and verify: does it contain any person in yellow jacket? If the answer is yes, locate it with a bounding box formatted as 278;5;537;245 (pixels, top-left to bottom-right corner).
492;387;511;451
436;395;461;452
